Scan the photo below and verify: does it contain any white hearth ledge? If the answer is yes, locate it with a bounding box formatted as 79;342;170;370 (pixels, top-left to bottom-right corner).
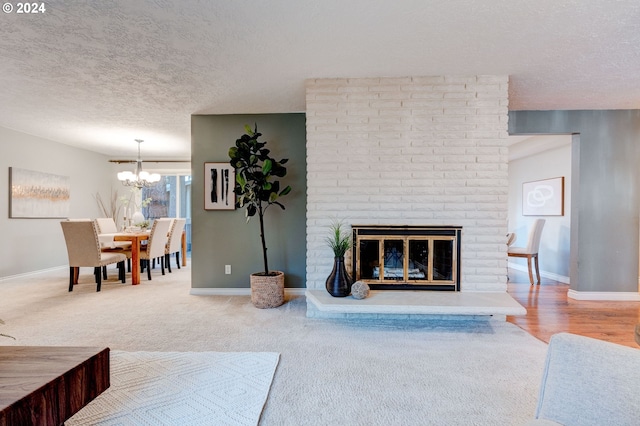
306;289;526;319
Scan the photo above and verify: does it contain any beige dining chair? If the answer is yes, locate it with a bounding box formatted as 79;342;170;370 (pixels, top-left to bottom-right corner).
95;217;132;250
140;218;172;280
508;219;546;285
95;217;132;273
60;220;127;292
165;218;186;273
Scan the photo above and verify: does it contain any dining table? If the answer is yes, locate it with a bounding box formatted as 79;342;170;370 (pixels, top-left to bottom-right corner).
113;231;150;285
99;230;187;285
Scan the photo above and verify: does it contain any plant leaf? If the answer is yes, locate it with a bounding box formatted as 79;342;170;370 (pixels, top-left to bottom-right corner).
279;186;291;196
262;158;272;174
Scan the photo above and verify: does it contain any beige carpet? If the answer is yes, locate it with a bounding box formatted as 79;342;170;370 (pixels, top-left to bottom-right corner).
0;263;548;425
66;350;279;426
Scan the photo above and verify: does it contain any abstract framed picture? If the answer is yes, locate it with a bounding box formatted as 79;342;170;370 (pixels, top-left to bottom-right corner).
9;167;70;218
204;162;235;210
522;176;564;216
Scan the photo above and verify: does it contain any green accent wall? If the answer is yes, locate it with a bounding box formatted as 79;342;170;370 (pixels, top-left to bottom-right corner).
509;110;640;293
191;114;307;289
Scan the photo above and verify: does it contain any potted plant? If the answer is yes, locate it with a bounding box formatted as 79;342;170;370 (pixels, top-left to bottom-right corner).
229;124;292;308
325;220;353;297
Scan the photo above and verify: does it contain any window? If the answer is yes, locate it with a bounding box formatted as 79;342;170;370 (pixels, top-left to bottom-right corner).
141;174;192;252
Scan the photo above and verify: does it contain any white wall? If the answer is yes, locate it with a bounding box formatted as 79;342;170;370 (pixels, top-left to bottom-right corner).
508;136;572;282
0;126;122;278
306;76;510;292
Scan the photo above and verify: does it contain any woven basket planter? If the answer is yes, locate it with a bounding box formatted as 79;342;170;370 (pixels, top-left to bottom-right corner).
250;271;285;309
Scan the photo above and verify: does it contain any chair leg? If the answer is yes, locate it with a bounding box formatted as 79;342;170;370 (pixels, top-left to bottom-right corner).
96;270;102;292
119;261;125;283
69;267;75;292
102;265;107;280
147;260;152;281
176;251;180;269
127;259;131;272
526;256;534;286
166;253;172;273
161;256;165;275
534;253;541;285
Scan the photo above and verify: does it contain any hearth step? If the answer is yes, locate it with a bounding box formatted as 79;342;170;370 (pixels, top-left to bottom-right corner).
305;289;526;320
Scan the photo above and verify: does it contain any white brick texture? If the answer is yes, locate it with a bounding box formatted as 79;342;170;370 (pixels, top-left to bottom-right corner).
306;76;509;292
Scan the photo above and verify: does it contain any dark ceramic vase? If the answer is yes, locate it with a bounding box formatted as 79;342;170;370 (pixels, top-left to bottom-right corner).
326;256;353;297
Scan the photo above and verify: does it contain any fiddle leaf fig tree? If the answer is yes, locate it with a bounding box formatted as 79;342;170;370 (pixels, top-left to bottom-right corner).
229;124;292;276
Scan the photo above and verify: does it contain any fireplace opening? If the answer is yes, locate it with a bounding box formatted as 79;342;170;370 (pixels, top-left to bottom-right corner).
352;225;462;291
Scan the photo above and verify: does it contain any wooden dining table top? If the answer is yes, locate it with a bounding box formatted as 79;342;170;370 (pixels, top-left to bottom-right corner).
98;229;186;285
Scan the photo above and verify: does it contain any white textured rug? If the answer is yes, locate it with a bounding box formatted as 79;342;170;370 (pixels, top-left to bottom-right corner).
66;351;280;426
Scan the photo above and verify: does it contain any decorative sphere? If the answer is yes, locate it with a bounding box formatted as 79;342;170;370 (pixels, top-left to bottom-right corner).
351;281;370;299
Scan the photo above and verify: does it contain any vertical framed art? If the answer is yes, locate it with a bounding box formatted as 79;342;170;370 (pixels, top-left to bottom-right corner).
522;176;564;216
204;162;235;210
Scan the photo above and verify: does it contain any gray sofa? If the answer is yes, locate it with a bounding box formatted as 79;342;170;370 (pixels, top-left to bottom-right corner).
527;332;640;426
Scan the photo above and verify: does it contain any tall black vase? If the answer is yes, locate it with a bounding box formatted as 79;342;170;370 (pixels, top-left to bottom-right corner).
326;256;353;297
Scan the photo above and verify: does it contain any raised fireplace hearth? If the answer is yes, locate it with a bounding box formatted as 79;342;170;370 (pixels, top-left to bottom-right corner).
352;225;462;291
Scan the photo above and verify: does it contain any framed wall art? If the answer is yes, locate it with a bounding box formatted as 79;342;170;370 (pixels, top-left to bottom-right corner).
9;167;71;218
522;176;564;216
204;162;235;210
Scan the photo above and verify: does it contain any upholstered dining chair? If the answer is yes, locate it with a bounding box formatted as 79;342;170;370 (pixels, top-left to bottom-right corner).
508;219;546;285
95;217;132;273
140;218;172;280
95;217;132;250
165;218;186;273
60;220;127;292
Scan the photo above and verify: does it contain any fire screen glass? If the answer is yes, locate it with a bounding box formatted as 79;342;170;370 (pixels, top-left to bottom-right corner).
383;240;404;281
358;239;380;280
407;240;429;281
433;239;453;281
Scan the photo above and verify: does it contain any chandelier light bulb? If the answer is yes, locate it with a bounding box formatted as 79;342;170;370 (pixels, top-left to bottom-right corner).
117;139;160;188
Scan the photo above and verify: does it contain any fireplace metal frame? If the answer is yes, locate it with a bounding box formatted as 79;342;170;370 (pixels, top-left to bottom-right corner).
351;225;462;291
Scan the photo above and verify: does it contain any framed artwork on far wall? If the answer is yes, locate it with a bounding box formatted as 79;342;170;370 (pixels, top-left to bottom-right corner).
522;176;564;216
9;167;71;218
204;162;235;210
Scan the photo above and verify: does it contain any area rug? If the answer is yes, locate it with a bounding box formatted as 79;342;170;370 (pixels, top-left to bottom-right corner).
66;351;280;426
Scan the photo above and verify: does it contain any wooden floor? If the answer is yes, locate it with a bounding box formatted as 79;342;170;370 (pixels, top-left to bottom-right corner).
506;268;640;348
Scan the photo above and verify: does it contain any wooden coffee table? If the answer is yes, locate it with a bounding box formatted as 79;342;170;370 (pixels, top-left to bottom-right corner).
0;346;110;426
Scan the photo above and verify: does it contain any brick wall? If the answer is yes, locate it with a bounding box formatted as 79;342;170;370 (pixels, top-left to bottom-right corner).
305;76;509;292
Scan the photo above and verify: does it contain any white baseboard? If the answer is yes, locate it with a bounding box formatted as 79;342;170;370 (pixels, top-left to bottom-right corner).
190;287;306;296
567;289;640;301
508;262;570;284
0;265;67;282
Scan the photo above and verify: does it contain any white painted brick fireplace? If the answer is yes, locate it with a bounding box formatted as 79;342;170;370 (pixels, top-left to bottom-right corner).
305;76;510;300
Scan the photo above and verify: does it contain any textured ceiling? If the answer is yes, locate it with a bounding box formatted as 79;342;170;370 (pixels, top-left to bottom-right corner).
1;0;639;158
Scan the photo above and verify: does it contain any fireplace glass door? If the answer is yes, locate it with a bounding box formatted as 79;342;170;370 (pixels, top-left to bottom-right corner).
356;236;457;287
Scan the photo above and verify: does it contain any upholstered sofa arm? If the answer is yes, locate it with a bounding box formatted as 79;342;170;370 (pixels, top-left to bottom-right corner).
529;332;640;426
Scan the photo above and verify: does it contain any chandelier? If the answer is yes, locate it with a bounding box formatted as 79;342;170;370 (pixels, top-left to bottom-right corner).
117;139;161;188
